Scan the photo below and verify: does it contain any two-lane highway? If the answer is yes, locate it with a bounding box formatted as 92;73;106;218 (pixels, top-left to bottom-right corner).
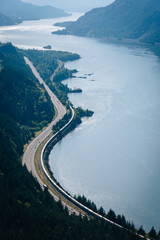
22;57;66;194
22;57;82;215
22;57;150;239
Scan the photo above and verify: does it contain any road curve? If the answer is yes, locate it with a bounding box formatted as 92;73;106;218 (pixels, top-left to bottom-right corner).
22;57;150;239
22;57;83;215
23;56;66;170
22;57;66;196
50;60;63;81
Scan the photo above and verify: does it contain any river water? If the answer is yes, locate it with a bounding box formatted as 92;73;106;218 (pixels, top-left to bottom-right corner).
0;13;160;231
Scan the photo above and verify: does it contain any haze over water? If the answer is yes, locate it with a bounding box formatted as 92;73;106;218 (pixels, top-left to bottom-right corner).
1;13;160;230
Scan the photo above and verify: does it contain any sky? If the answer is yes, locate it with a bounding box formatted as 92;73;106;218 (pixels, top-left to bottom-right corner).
22;0;114;12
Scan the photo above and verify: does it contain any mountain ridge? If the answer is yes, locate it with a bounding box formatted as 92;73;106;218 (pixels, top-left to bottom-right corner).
0;12;21;26
0;0;68;25
56;0;160;44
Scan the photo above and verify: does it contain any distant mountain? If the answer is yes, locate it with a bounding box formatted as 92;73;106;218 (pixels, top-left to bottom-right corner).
56;0;160;44
22;0;114;12
0;0;68;24
0;12;21;26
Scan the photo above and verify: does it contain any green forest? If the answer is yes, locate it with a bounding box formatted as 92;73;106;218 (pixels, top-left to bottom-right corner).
0;42;159;240
22;48;80;106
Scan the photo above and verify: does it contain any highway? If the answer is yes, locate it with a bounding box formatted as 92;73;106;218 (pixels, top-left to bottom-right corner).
22;57;80;214
22;57;150;239
23;57;66;173
50;59;63;81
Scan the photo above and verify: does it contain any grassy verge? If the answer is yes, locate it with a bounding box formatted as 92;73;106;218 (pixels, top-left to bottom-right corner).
34;130;87;216
23;106;58;153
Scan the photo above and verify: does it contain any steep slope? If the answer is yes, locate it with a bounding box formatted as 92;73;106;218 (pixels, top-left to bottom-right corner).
0;0;68;23
0;12;21;26
57;0;160;44
0;43;55;157
0;43;146;240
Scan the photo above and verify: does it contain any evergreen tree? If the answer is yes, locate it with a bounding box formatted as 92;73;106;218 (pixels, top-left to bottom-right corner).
149;226;157;239
138;226;146;236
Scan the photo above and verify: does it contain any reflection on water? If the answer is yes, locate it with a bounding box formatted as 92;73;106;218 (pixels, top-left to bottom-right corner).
1;14;160;231
50;37;160;231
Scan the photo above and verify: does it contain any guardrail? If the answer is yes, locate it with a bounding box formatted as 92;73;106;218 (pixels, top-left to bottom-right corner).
40;107;123;223
25;56;148;240
40;106;148;240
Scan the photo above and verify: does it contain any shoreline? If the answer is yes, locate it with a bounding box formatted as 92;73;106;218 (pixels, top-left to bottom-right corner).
28;58;149;240
22;55;151;239
22;56;89;215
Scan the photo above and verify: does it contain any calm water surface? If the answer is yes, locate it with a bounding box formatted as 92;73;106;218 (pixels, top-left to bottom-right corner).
1;14;160;230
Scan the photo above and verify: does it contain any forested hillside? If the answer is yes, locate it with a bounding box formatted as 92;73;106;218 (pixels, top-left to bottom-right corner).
22;49;80;105
57;0;160;44
0;43;157;239
0;12;20;26
0;43;55;160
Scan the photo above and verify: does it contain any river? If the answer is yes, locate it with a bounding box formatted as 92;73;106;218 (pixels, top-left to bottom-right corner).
0;13;160;231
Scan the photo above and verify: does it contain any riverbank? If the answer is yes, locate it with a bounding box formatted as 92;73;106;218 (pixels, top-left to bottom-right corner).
49;35;160;231
22;56;95;216
1;14;160;231
22;54;153;240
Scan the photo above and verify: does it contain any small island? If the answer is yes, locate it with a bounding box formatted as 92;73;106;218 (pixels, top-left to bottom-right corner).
70;88;82;93
43;45;52;50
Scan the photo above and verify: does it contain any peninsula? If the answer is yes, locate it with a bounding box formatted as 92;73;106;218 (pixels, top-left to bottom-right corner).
0;0;69;26
54;0;160;45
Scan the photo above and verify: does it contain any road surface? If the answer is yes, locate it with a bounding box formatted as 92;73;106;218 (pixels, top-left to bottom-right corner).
50;60;63;81
22;57;80;215
22;57;150;239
